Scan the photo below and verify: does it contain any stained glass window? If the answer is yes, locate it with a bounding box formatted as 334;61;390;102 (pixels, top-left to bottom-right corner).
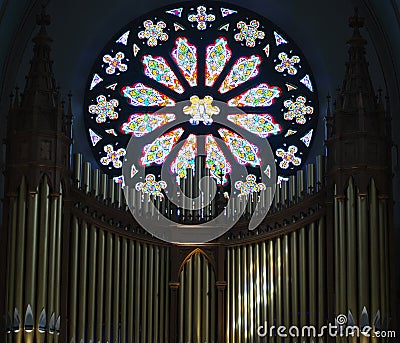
84;1;319;184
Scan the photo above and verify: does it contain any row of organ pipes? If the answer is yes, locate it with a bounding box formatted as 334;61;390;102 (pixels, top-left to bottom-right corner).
72;153;326;222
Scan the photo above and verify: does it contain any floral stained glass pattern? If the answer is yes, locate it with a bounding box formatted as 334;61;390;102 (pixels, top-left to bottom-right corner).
275;52;300;75
103;52;127;75
188;6;215;30
171;134;197;178
140;128;184;166
234;20;265;47
135;174;167;200
120;113;176;137
205;38;232;87
122;83;175;107
227;113;281;138
171;37;197;87
235;174;266;196
205;135;232;185
228;83;281;107
183;95;220;125
218;128;261;167
283;96;313;124
276;145;301;169
219;55;261;93
100;144;126;169
138;20;168;47
142;55;184;94
89;95;119;123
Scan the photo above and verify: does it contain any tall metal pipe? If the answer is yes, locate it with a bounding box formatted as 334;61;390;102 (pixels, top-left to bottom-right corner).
297;169;304;199
306;163;315;194
141;244;148;343
249;244;254;342
203;257;210;343
299;227;307;327
153;246;160;342
120;238;128;343
104;232;113;343
92;168;100;197
338;197;347;315
134;242;141;343
194;253;201;341
317;217;326;331
275;238;282;330
179;266;185;342
185;257;193;343
291;231;299;327
309;223;316;326
77;221;88;343
378;197;387;323
82;161;91;194
73;153;82;188
96;230;105;343
87;226;97;342
369;179;379;318
37;178;49;343
127;240;135;343
68;217;79;342
346;178;357;315
357;192;369;312
283;235;290;328
236;247;241;343
147;245;154;342
113;236;121;343
159;247;166;341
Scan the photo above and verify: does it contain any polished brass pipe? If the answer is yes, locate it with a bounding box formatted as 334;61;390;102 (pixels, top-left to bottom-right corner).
309;223;316;326
159;247;166;341
87;226;97;342
334;188;340;321
236;247;241;342
110;235;121;342
289;175;296;203
37;178;49;343
77;221;88;343
255;244;261;336
25;189;38;307
317;217;326;331
204;257;210;343
291;231;299;327
338;196;347;315
242;246;248;340
357;192;369;312
316;155;325;191
147;245;154;342
108;178;115;205
179;266;185;343
96;230;105;343
154;246;160;342
249;244;254;342
120;238;128;343
296;169;304;199
100;173;108;201
346;178;357;315
261;242;267;330
306;163;315;194
275;238;282;330
141;244;148;343
127;240;135;343
104;232;113;343
47;193;58;341
185;257;193;343
54;190;62;329
210;263;216;343
299;227;306;327
69;217;79;342
378;197;387;323
73;153;82;188
92;168;100;197
226;248;231;342
194;253;201;342
164;248;170;342
134;242;141;343
82;161;91;194
369;179;379;318
283;235;290;328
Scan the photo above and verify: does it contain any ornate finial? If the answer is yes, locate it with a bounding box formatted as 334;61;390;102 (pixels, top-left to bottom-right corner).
36;5;51;28
349;7;364;31
67;91;73;115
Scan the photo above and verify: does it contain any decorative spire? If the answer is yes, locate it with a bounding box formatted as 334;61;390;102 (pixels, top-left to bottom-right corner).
339;7;376;111
20;5;60;129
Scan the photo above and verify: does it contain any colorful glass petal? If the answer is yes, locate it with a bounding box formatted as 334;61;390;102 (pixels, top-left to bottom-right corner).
140;128;184;166
300;74;314;92
166;8;183;17
227;83;281;107
122;83;175;107
218;128;261;167
100;144;126;169
219;55;261;94
220;8;237;17
89;128;102;146
300;129;313;147
205;135;231;185
116;31;130;45
142;55;184;94
121;113;176;137
205;37;232;87
171;134;197;179
227;113;281;138
171;37;197;87
276;145;301;169
90;74;102;90
274;31;288;45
